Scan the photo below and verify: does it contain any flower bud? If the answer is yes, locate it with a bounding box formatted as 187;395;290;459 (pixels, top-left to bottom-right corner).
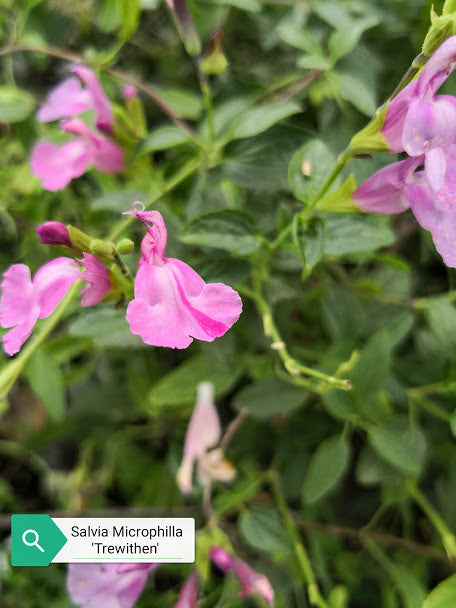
422;15;456;57
122;85;137;101
201;28;229;76
90;239;113;259
166;0;201;56
36;221;72;247
67;225;93;252
116;238;134;255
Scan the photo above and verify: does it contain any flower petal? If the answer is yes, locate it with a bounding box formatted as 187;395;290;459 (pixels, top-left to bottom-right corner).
416;35;456;97
382;81;418;153
30;140;92;191
353;157;422;214
79;253;111;307
73;66;114;129
0;265;34;328
174;570;199;608
406;177;456;267
91;138;125;173
177;382;221;493
36;221;72;247
403;97;456;156
67;563;150;608
33;257;80;318
37;77;93;123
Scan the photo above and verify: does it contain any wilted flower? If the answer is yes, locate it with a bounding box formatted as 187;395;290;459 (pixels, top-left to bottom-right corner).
210;547;274;606
67;563;157;608
174;570;200;608
177;382;236;493
124;202;242;349
0;254;110;356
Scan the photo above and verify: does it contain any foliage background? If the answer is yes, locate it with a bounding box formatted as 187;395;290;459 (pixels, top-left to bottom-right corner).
2;0;456;606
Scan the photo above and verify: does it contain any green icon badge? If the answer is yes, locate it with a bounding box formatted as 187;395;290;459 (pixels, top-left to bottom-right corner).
11;515;67;566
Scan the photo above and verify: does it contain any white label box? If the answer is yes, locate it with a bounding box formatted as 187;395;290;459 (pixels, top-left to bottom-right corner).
52;518;195;563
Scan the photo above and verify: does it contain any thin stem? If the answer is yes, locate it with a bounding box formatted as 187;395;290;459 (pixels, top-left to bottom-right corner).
269;470;329;608
237;285;351;390
0;280;81;410
406;480;456;558
305;147;353;212
408;392;452;422
219;409;248;452
196;65;216;143
108;156;201;241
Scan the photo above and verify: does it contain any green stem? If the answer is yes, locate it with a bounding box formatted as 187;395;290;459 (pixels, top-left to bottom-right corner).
269;470;329;608
406;480;456;557
0;280;81;412
408;392;452;422
108;156;201;241
305;148;353;213
198;68;216;143
237;285;351;390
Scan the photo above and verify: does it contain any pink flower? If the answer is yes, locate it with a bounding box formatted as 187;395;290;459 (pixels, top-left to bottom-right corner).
174;570;200;608
38;65;113;130
353;156;456;267
177;382;235;493
124;202;242;349
123;85;137;102
67;563;157;608
0;254;111;356
382;36;456;152
31;119;124;191
36;221;72;247
210;547;274;606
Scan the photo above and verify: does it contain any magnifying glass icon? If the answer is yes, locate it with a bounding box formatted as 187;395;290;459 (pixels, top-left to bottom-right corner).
22;529;45;553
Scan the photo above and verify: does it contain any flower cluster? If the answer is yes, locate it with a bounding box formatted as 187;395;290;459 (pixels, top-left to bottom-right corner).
0;205;242;356
354;36;456;267
31;66;124;191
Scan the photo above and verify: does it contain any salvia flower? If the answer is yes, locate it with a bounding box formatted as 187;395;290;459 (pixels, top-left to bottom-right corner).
355;36;456;267
32;66;124;191
210;547;274;606
0;254;110;356
124;202;242;349
177;382;236;493
174;570;200;608
67;563;157;608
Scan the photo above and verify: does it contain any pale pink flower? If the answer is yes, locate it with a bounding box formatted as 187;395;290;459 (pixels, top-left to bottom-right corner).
124;202;242;349
67;563;157;608
177;382;236;493
123;85;137;102
0;254;111;356
174;570;200;608
210;547;274;606
31;118;124;191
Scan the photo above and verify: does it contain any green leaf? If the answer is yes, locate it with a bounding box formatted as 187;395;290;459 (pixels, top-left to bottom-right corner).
136;126;192;155
368;418;427;477
337;71;377;116
288;139;336;204
180;209;261;255
25;350;65;422
92;190;150;211
328;17;380;63
292;215;326;278
350;330;391;398
426;298;456;353
389;564;427;608
69;307;146;348
148;353;243;409
117;0;141;40
226;101;300;141
233;377;306;419
328;586;349;608
277;24;322;54
238;506;292;555
297;55;332;70
324;215;395;255
0;86;35;123
423;574;456;608
153;88;203;120
303;435;350;503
